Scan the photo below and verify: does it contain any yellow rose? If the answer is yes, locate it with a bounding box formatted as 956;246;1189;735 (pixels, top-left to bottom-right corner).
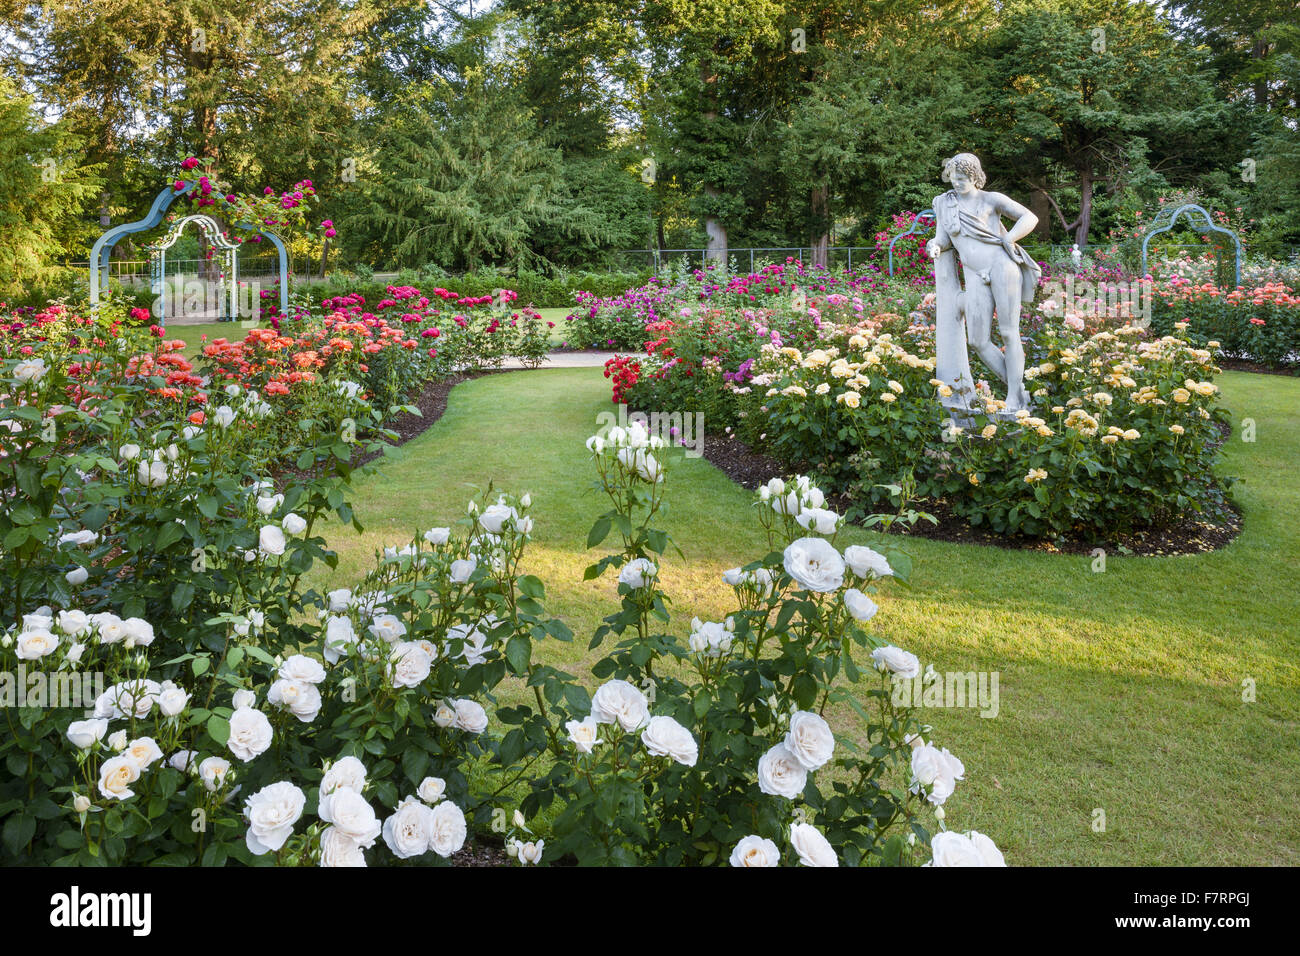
839;391;861;408
1169;424;1185;435
1101;434;1119;445
879;392;896;404
981;424;997;439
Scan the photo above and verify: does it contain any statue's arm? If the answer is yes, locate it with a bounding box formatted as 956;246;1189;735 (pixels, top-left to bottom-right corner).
988;191;1038;244
926;198;951;258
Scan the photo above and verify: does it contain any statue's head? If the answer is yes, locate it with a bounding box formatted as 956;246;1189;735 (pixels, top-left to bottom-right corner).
941;153;987;190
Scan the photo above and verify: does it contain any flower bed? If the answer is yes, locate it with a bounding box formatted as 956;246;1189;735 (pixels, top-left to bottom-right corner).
566;257;927;351
1;336;1003;865
613;281;1233;541
1149;278;1299;368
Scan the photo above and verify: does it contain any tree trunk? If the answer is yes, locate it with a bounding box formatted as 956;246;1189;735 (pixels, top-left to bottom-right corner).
701;59;727;265
1252;34;1270;109
1028;181;1051;240
810;183;830;268
1075;162;1094;248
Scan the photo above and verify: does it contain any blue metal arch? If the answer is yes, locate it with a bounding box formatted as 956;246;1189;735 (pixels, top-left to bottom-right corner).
1140;203;1241;289
89;180;290;322
888;210;936;276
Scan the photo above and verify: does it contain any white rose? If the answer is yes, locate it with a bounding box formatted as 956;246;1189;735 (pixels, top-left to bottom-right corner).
199;756;232;792
231;688;257;710
319;787;381;846
794;507;840;535
389;642;433;689
58;529;99;547
324;615;356;663
790;823;838;866
449;557;477;584
590;679;650;732
258;525;286;556
927;830;1006;866
66;566;89;585
478;503;517;534
15;629;58;660
12;357;48;382
433;701;457;728
327;588;353;612
93;679;160;719
66;717;108;749
319;826;367;867
137;459;169;487
279;654;326;685
169;750;197;773
452;698;489;734
282;512;307;535
910;744;965;806
784;711;835;771
566;716;603;754
843;545;893;579
729;835;780;867
214;405;236;428
120;617;155;648
618;557;658;589
73;794;92;813
689;619;732;657
65;642;85;664
227;707;274;762
97;755;141;800
120;443;141;461
417;777;446;803
108;730;127;751
122;736;162;770
782;537;845;593
844;589;878;622
57;609;91;636
256;493;283;516
965;830;1006;866
157;685;191;717
871;645;920;678
383;796;434;859
427;801;467;858
517;840;544;865
445;621;490;666
368;614;407;644
423;527;451;546
244;781;306;855
757;743;808;799
321;756;368;797
268;678;322;722
640;715;698;766
93;612;125;644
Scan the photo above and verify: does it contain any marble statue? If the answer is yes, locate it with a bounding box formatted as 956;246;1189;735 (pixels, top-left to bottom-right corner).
925;153;1040;422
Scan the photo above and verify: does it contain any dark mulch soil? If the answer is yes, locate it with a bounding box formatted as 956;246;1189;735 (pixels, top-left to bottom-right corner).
1217;357;1298;377
700;429;1242;557
450;836;511;867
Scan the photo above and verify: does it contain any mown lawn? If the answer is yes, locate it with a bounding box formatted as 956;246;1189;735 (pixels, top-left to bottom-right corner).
308;367;1300;866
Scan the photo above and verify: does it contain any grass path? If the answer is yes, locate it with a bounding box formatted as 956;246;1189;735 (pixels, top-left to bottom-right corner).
310;368;1300;866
